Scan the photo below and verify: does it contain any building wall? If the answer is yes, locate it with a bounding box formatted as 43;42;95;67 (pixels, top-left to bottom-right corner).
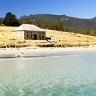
12;31;24;40
24;31;46;40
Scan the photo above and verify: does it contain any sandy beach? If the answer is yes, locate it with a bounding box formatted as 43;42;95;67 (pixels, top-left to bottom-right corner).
0;46;96;58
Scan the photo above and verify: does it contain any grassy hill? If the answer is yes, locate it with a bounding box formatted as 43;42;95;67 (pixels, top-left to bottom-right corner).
0;26;96;47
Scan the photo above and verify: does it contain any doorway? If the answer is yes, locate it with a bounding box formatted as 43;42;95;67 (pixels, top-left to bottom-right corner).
33;34;37;40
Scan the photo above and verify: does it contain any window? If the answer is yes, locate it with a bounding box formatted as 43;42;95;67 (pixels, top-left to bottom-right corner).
31;35;32;38
42;36;44;40
27;35;28;38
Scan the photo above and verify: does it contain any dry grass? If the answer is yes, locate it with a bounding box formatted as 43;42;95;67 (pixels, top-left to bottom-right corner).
0;26;96;47
45;29;96;47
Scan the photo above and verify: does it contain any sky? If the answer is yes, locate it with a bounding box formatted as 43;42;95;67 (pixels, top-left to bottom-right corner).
0;0;96;19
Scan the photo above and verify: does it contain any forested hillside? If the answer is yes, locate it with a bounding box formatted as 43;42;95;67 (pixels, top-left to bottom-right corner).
20;14;96;36
1;14;96;36
20;14;96;30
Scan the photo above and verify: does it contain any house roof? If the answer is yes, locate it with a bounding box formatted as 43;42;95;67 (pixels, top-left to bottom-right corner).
13;24;45;32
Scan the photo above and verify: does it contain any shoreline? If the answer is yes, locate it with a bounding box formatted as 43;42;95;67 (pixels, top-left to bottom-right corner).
0;46;96;58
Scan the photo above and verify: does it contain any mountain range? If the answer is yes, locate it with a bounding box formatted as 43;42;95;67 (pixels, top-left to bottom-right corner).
20;14;96;30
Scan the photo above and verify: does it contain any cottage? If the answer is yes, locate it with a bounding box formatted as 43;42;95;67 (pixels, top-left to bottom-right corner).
13;24;46;40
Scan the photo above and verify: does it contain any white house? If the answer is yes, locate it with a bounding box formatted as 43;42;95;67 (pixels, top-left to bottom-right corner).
13;24;46;40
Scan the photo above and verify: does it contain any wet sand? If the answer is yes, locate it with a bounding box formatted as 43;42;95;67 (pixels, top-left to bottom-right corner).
0;46;96;58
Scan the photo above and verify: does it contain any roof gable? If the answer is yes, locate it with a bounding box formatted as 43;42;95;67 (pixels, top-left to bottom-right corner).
13;24;44;32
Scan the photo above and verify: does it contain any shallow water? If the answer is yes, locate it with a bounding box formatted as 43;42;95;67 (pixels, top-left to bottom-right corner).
0;51;96;96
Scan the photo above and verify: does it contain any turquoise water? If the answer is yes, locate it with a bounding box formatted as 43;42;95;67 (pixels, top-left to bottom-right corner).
0;51;96;96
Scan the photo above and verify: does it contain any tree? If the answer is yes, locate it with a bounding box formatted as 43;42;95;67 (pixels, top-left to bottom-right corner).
3;12;20;26
0;18;3;25
49;22;63;31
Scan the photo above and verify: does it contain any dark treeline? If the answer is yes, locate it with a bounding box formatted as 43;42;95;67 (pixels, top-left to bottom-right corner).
0;18;3;25
0;12;20;26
